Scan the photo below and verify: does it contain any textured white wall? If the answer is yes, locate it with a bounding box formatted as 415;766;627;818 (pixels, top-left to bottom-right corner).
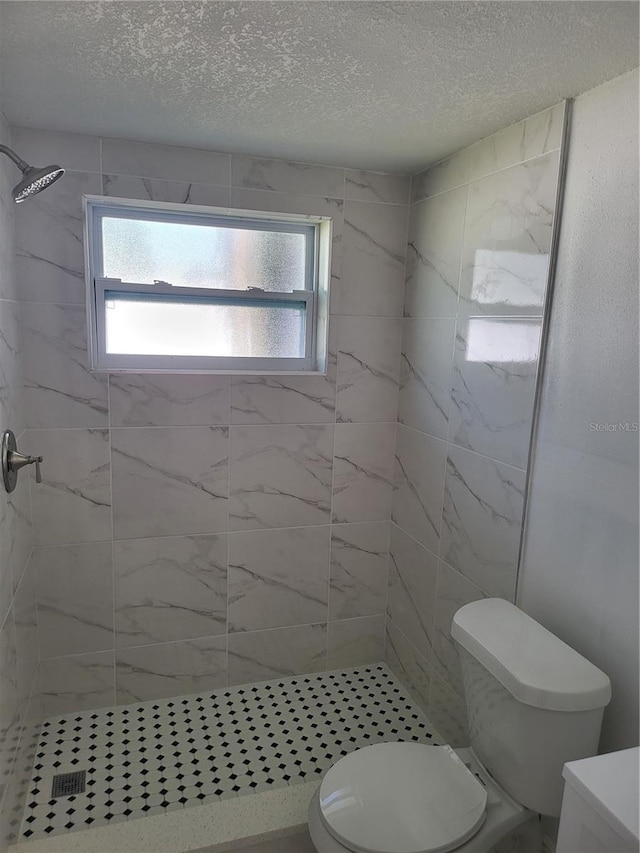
519;69;639;753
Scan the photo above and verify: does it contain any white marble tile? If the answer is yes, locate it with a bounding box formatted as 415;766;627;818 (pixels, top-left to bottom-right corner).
115;636;227;703
231;157;343;197
114;535;227;647
15;170;102;304
112;427;228;539
427;672;468;748
345;170;410;206
109;374;229;427
411;148;470;203
440;445;525;599
102;138;230;185
398;318;455;440
458;150;560;317
230;369;335;425
448;318;541;468
0;300;23;436
22;302;108;429
339;201;408;317
227;623;327;686
332;423;395;524
336;316;402;423
8;480;31;594
229;424;332;530
11;127;101;173
0;476;32;605
392;425;447;555
385;619;431;712
228;526;329;632
37;651;115;716
329;522;389;619
0;613;19;788
468;103;565;181
35;543;114;659
403;186;466;319
102;173;231;207
387;523;438;661
13;560;38;720
30;429;111;546
230;188;343;219
327;616;385;669
431;561;485;698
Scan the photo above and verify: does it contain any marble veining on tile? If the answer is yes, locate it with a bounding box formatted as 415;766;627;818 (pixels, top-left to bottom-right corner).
344;170;410;206
392;425;446;555
230;374;335;425
448;318;542;468
229;424;333;530
111;427;229;539
231;157;344;198
336;316;402;423
102;174;231;208
109;375;230;427
440;445;525;600
403;187;466;320
387;524;437;661
399;318;455;440
35;543;114;659
329;522;389;620
332;423;395;524
458;150;560;317
340;201;408;317
114;535;227;647
228;527;330;632
22;303;108;429
30;429;111;547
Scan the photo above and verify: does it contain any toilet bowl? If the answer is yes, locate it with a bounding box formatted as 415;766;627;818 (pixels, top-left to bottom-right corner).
307;599;612;853
309;743;536;853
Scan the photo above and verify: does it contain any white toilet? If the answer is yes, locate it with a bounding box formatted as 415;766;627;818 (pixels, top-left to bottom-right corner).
308;598;612;853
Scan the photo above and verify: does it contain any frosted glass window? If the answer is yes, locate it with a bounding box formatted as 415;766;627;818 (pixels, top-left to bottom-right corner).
85;198;327;372
104;293;306;359
101;217;308;292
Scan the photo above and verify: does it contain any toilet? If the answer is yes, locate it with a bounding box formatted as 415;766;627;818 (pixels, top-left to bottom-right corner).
308;598;612;853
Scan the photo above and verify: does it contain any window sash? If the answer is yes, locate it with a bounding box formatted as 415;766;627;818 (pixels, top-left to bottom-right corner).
91;202;317;287
93;277;316;372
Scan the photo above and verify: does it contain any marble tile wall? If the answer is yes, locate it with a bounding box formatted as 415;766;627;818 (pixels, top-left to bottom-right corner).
386;103;566;744
0;108;38;850
10;126;410;716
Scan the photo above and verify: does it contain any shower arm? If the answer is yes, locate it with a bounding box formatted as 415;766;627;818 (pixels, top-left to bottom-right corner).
0;144;30;172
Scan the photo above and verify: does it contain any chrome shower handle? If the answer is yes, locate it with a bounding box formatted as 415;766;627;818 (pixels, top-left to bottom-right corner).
1;429;44;492
9;449;43;482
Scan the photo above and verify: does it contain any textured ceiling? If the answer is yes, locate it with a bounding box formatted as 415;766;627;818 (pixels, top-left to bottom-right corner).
0;1;638;172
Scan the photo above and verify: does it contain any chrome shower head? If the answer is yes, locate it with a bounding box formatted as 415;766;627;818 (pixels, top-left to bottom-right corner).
0;144;65;202
12;164;65;202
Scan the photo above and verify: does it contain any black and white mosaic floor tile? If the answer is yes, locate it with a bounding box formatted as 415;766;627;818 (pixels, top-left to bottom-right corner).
21;664;441;842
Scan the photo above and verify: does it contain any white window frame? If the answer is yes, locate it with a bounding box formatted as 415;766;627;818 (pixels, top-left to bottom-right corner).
83;196;332;374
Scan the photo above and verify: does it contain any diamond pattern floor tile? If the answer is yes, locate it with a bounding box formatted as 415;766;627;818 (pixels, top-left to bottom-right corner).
21;664;441;841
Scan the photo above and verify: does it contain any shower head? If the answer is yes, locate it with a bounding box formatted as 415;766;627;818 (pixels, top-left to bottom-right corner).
12;164;65;203
0;144;65;202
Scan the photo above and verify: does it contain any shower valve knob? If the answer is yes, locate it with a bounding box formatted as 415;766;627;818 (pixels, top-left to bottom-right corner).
1;430;44;493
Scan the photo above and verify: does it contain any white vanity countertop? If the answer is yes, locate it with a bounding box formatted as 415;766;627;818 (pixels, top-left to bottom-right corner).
562;746;640;845
9;781;318;853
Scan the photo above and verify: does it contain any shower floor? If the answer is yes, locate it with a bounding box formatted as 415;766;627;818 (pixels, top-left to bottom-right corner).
20;663;441;843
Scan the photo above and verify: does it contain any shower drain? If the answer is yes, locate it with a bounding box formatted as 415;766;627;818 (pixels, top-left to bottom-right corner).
51;770;86;798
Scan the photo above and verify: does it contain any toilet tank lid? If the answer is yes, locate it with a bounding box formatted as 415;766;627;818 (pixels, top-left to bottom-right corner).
451;599;612;712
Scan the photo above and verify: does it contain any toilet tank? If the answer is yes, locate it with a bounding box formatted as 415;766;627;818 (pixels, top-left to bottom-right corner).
451;599;611;818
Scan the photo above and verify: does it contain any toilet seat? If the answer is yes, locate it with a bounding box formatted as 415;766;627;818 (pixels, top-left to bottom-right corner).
318;743;488;853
